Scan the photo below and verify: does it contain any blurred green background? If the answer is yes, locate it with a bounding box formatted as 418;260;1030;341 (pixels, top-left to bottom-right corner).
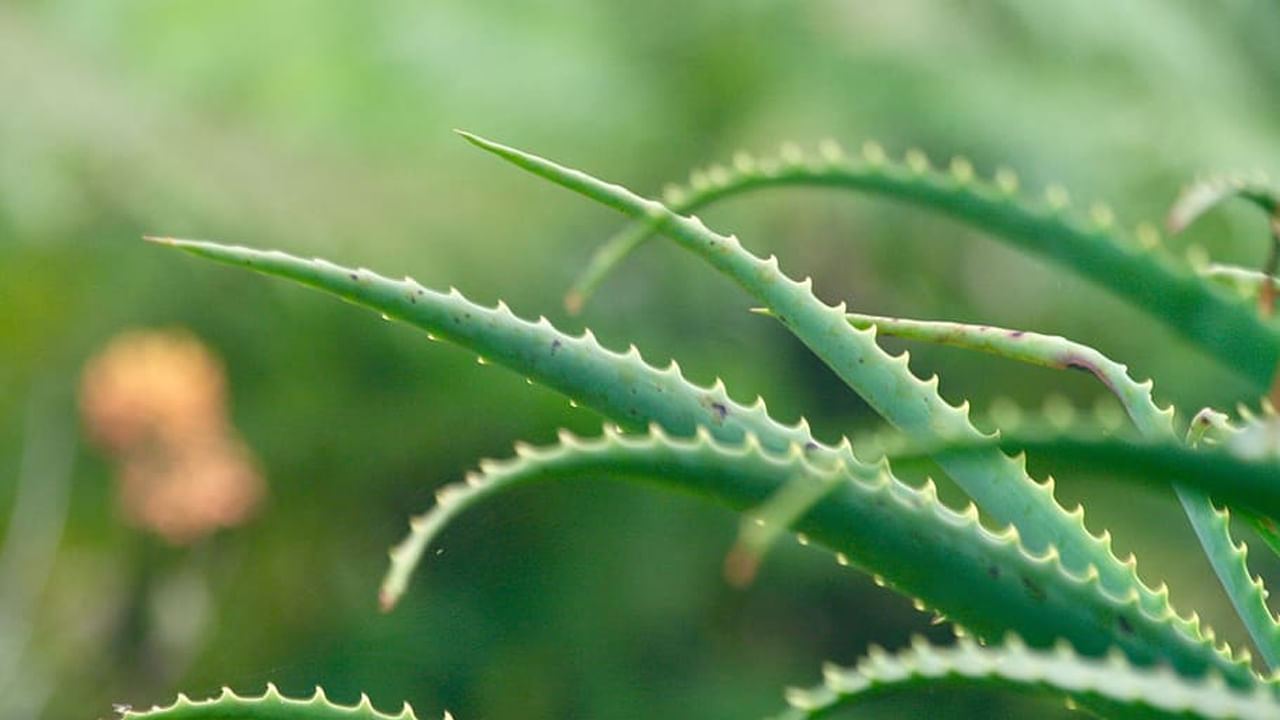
4;2;1280;718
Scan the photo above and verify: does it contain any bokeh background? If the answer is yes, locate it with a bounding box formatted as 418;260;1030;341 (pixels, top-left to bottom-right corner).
4;2;1280;718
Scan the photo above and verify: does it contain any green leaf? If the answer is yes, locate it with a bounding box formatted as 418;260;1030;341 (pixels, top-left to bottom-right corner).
386;424;1256;687
779;636;1279;720
454;132;1200;635
840;311;1280;670
145;236;853;609
563;143;1278;389
1166;175;1280;235
121;685;419;720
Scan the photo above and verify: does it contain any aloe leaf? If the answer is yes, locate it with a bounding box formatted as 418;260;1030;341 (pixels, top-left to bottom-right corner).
154;235;1144;654
1242;514;1280;561
140;226;1259;681
1169;174;1280;317
140;237;836;460
387;425;1257;687
119;684;419;720
565;143;1278;389
778;636;1278;720
1203;264;1280;297
844;312;1280;669
147;221;1252;690
456;132;1190;629
1166;175;1279;235
841;313;1173;436
1200;411;1280;564
878;433;1280;520
144;236;855;608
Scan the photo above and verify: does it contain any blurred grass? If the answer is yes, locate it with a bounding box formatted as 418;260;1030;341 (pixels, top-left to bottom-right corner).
3;2;1280;718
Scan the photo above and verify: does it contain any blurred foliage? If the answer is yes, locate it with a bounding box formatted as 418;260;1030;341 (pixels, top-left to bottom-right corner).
3;2;1280;718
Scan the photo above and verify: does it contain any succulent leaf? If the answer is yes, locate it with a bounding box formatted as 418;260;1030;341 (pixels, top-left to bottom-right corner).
144;237;861;608
120;684;418;720
778;636;1278;720
845;312;1280;670
455;132;1205;638
562;144;1278;389
386;425;1257;687
1167;175;1280;235
144;137;1280;718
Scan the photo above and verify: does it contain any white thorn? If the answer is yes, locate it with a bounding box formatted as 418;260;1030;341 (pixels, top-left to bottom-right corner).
861;141;886;166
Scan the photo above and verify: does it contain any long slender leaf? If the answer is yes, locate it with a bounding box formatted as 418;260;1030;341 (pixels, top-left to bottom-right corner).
565;143;1278;389
122;685;419;720
148;237;1254;688
845;312;1280;669
456;132;1197;633
388;424;1259;686
780;636;1278;720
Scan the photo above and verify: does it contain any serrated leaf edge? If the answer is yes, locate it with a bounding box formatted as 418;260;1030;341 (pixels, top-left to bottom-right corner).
121;683;418;720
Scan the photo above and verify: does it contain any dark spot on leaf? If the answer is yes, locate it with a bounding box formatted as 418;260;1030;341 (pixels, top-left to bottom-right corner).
1009;330;1024;338
1117;615;1133;634
699;395;730;423
1021;576;1046;603
550;339;562;355
1065;360;1093;374
987;566;1000;580
711;402;728;421
804;441;820;454
349;273;359;281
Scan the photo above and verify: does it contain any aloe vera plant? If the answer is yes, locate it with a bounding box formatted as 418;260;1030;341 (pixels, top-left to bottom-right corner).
129;134;1280;719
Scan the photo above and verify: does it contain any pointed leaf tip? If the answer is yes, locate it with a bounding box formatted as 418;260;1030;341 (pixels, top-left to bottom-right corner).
454;129;495;150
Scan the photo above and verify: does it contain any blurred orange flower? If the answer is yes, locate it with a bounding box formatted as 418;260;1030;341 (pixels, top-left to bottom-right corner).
80;329;264;544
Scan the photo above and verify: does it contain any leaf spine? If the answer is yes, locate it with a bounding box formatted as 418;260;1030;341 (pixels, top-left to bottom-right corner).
1045;184;1070;210
817;139;844;165
861;141;886;166
905;148;930;174
994;166;1019;194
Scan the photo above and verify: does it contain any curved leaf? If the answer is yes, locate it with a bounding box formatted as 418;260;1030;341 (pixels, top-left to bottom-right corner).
1166;175;1279;235
389;425;1257;688
779;636;1279;720
145;236;846;607
845;312;1280;670
121;685;419;720
876;432;1280;529
145;236;1247;682
456;132;1203;635
564;143;1277;388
